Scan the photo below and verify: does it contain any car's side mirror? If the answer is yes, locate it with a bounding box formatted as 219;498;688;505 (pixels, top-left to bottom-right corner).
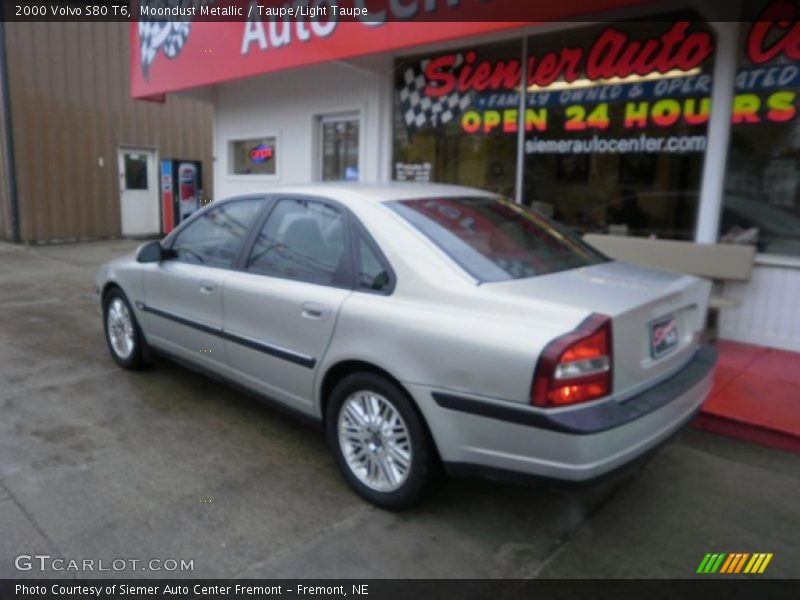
136;241;164;263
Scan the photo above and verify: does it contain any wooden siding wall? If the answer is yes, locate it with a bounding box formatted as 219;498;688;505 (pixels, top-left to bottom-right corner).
2;22;213;242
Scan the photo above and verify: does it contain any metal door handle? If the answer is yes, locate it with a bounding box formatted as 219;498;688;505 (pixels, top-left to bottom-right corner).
301;302;329;320
200;280;216;293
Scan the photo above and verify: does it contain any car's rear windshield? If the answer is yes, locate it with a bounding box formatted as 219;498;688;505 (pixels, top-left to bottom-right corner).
388;196;608;282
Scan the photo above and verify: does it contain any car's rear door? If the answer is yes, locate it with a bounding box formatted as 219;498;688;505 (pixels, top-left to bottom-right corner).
222;196;354;414
140;197;266;373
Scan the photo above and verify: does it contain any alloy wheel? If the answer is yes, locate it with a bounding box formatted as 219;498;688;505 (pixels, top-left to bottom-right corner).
337;390;413;492
106;297;135;360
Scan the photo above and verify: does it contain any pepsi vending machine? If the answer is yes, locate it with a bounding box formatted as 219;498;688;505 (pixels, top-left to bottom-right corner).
159;159;203;234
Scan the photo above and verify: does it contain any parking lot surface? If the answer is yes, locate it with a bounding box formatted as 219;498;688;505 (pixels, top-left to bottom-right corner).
1;240;798;579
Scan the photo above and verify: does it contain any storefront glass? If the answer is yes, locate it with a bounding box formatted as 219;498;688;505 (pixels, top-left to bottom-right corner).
721;11;800;257
393;39;521;197
392;10;800;256
523;19;713;240
393;20;714;241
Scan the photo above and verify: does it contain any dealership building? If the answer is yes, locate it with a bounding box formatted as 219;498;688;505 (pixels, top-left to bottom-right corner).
128;0;800;352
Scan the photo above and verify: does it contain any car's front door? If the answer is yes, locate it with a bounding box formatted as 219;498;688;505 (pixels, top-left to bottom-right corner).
140;198;265;372
222;197;353;413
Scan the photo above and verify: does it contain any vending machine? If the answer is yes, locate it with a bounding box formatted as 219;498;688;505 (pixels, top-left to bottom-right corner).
159;159;203;234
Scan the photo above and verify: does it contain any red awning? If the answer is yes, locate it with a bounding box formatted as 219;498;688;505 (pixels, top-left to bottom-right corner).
130;0;648;98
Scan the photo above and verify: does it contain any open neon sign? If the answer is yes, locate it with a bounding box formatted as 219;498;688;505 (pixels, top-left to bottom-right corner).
249;144;274;163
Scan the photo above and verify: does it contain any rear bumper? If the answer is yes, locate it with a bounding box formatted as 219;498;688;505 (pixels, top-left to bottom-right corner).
408;345;716;482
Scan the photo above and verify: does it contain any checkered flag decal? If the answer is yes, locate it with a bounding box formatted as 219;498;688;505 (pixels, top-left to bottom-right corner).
399;55;472;136
138;1;198;81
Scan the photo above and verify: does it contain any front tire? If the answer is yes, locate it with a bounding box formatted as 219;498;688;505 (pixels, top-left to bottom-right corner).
103;288;146;370
326;372;437;509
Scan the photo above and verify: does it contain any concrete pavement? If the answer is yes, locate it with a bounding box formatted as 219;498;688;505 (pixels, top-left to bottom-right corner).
1;240;798;579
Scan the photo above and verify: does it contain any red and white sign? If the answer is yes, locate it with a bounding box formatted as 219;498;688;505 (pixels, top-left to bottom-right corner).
130;0;648;98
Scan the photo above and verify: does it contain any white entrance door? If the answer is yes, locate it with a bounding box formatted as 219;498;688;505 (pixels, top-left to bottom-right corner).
118;148;159;236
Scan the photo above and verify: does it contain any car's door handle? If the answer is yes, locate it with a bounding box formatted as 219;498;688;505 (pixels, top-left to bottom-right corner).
301;302;329;320
200;280;216;293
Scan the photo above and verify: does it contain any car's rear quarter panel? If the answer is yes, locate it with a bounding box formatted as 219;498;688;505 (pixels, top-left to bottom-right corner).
322;289;586;409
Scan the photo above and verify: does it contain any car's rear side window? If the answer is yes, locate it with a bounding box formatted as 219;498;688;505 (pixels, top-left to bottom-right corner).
388;196;608;282
355;229;393;293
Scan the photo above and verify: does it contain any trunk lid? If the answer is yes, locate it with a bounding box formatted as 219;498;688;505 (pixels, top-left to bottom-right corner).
485;260;711;399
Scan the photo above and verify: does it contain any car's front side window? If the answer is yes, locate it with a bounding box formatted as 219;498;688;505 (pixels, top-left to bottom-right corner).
245;198;346;285
170;199;264;268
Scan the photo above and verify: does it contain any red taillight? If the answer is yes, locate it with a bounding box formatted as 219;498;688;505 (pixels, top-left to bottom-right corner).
531;313;613;408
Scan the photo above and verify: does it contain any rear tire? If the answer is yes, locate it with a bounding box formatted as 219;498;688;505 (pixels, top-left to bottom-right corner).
103;288;147;370
326;372;437;509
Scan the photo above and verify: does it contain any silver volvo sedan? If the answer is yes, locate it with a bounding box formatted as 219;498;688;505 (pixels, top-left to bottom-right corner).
96;183;716;508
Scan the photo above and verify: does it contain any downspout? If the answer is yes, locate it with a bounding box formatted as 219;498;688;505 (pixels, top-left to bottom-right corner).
0;20;20;243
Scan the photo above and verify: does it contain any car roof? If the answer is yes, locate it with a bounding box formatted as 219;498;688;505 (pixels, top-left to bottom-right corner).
233;182;499;205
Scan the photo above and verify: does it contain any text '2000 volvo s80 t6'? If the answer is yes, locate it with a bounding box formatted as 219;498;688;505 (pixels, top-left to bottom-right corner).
96;183;716;508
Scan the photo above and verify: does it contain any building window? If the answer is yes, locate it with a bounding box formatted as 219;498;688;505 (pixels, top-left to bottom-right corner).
721;12;800;257
123;153;149;190
521;18;712;241
230;136;277;176
319;113;360;181
393;39;521;197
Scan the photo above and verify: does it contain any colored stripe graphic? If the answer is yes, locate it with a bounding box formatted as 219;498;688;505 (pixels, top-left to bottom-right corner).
697;553;727;573
696;554;713;573
721;553;749;573
711;553;726;573
744;554;761;573
758;554;773;573
734;553;749;573
700;553;773;574
719;554;736;573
